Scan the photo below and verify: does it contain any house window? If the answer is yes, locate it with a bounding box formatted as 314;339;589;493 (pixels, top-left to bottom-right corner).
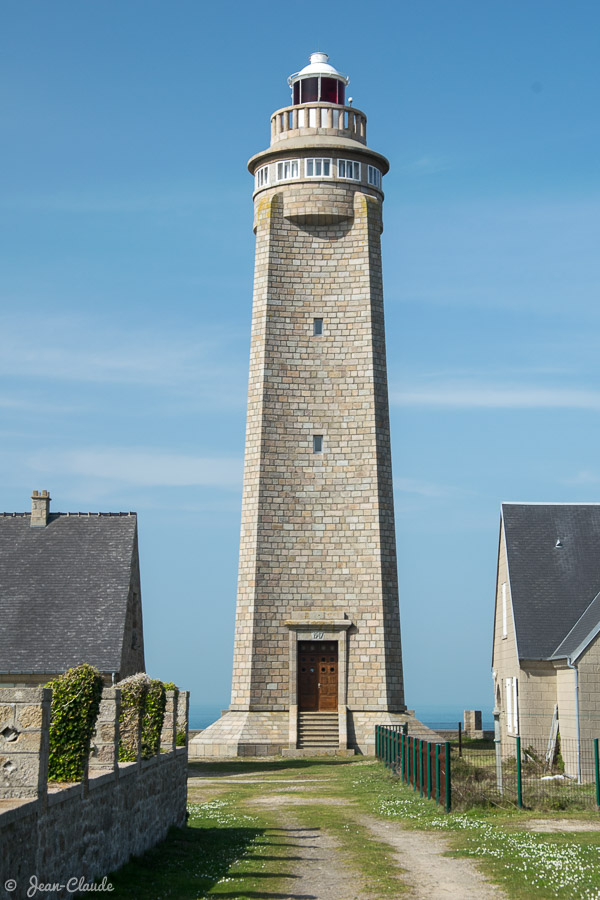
276;159;299;181
506;677;519;734
367;165;382;188
338;159;361;181
256;165;269;189
305;158;332;178
502;582;507;639
313;318;323;336
313;435;323;453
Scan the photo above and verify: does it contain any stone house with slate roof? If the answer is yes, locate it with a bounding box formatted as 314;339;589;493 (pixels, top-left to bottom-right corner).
493;502;600;779
0;491;145;686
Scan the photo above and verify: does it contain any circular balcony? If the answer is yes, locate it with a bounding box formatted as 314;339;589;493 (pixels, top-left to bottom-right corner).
270;103;367;147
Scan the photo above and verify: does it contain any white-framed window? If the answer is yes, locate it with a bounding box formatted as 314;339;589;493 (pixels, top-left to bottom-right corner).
313;434;323;453
305;158;332;178
276;159;299;181
256;165;269;189
505;677;519;734
313;318;323;336
367;165;382;188
338;159;361;181
501;582;508;639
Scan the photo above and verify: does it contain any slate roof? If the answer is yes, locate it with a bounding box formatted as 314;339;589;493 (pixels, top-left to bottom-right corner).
502;503;600;660
0;512;137;674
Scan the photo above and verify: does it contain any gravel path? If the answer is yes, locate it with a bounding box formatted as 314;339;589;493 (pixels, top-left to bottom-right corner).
267;815;375;900
187;765;508;899
362;814;506;900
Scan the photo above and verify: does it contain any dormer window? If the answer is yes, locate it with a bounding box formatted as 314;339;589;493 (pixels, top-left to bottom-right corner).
256;165;270;189
276;159;299;181
338;160;361;181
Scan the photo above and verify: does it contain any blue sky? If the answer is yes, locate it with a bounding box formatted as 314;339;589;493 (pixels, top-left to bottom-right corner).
1;2;599;722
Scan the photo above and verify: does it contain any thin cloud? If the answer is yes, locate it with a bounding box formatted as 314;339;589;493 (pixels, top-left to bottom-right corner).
394;477;456;498
392;384;600;410
401;155;450;174
0;313;245;397
27;448;243;489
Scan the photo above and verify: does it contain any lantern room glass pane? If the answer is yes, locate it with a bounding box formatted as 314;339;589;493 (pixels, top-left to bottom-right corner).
337;83;345;105
301;77;318;103
293;82;300;105
321;78;338;104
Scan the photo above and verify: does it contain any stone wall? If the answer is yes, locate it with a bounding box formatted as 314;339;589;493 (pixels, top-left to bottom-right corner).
0;687;189;899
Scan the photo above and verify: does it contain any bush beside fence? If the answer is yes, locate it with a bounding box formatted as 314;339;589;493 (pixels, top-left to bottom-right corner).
375;725;600;812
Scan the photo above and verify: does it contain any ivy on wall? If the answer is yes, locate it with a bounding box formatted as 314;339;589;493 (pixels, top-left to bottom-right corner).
46;664;103;782
116;673;168;761
142;679;167;758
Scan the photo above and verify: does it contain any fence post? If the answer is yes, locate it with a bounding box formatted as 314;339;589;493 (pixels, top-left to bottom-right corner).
400;730;404;780
458;721;462;757
412;736;417;791
419;740;424;797
427;741;432;799
595;739;600;809
516;735;523;809
445;741;451;813
395;730;400;773
436;743;441;803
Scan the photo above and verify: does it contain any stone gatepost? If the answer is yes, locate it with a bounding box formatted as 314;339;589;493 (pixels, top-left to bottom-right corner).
160;690;178;753
89;688;121;775
176;691;189;747
0;687;50;802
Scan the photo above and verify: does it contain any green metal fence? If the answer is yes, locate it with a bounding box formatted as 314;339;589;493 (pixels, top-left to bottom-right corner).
376;725;600;812
375;725;451;812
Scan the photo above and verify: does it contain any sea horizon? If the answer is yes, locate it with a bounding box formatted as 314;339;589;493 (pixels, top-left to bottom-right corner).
189;703;494;731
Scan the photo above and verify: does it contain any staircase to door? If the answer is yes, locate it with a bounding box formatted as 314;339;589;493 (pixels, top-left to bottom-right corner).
297;711;339;749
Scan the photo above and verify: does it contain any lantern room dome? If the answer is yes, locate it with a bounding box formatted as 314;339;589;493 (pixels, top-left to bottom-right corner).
288;52;349;106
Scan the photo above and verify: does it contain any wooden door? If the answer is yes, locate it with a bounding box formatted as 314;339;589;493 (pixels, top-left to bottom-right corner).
298;641;338;711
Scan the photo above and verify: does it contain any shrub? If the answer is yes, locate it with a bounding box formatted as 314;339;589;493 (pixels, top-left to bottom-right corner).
116;673;168;761
142;679;167;758
117;672;150;761
46;664;103;782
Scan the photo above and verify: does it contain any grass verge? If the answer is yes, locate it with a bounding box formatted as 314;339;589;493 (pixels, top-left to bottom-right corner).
344;761;600;900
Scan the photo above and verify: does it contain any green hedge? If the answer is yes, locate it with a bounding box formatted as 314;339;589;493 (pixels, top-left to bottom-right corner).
116;673;168;761
46;664;103;782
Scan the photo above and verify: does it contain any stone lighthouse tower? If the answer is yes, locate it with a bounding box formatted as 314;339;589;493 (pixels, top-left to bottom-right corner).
191;52;418;758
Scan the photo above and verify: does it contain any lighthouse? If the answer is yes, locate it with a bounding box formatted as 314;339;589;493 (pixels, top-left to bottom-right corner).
191;53;421;757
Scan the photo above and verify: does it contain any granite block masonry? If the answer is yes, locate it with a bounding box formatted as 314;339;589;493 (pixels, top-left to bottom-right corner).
190;52;429;759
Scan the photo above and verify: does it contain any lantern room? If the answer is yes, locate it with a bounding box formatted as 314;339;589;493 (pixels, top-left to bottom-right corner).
288;52;349;106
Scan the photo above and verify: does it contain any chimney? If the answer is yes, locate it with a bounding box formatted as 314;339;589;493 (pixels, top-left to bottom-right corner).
31;490;51;528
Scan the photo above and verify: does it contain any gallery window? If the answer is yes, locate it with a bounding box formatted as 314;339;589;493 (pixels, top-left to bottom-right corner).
255;165;269;189
313;318;323;336
367;165;382;188
276;159;299;181
313;435;323;453
338;159;361;180
305;158;332;178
